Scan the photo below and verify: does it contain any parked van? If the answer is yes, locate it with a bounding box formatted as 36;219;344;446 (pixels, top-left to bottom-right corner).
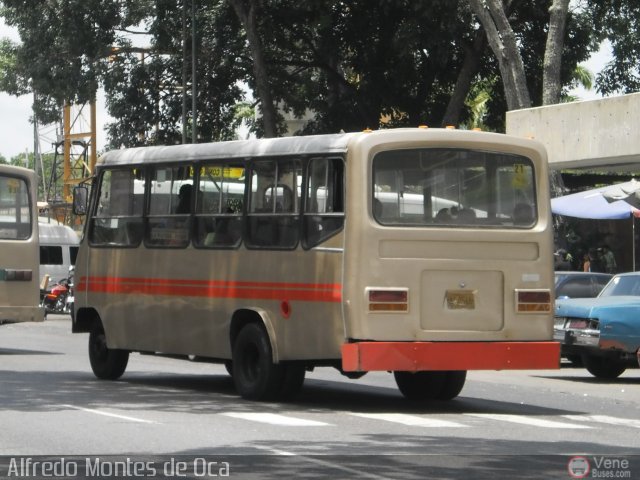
39;218;80;288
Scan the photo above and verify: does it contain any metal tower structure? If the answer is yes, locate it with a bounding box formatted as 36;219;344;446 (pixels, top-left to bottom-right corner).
44;101;97;224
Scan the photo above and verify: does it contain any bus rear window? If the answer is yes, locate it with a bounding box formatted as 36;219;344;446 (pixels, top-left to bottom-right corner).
373;148;536;228
0;175;31;240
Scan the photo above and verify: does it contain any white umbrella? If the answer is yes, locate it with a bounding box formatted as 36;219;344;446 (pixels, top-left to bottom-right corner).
601;178;640;209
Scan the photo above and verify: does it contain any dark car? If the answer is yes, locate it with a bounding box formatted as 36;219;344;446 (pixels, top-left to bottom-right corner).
554;271;612;299
554;272;640;378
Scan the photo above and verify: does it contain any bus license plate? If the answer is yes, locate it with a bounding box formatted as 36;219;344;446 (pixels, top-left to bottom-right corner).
446;290;475;310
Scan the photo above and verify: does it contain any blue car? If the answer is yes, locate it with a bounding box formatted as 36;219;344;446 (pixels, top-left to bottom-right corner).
554;272;640;378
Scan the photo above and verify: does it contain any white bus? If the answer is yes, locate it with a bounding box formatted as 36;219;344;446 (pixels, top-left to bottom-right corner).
72;128;559;401
0;164;44;324
39;219;80;287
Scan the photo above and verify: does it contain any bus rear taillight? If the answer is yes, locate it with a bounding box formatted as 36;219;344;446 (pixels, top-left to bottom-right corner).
367;288;409;312
515;289;552;313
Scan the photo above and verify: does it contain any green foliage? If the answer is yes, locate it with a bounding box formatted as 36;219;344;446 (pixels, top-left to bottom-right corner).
0;0;600;149
589;0;640;95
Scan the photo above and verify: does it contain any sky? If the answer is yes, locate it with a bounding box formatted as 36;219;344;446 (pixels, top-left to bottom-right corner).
0;17;613;162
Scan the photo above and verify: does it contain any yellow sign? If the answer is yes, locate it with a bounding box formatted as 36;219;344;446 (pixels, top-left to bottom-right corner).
6;179;20;194
200;167;244;179
512;164;528;188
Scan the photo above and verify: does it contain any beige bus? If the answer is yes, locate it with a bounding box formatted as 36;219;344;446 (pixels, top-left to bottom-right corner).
72;128;559;401
0;164;44;324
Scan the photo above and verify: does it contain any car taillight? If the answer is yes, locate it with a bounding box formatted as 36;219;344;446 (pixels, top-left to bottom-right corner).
515;289;552;313
367;288;409;312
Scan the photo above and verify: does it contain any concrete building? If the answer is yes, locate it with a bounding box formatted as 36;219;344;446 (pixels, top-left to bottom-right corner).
506;93;640;272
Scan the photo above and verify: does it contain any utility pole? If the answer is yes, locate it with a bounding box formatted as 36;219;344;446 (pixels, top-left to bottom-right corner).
191;0;197;144
182;0;188;144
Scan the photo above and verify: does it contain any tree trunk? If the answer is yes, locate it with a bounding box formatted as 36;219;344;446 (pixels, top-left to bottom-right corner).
228;0;278;138
468;0;531;110
542;0;570;105
442;31;487;127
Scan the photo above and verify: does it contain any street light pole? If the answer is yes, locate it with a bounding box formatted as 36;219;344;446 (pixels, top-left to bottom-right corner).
191;0;197;144
181;0;188;144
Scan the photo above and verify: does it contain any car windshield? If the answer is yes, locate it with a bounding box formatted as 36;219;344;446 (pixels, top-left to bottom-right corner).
598;275;640;297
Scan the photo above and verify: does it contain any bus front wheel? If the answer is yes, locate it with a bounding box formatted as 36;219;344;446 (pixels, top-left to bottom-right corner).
394;370;466;401
232;323;285;401
88;324;129;380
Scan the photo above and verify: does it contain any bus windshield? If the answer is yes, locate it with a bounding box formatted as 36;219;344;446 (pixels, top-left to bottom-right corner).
373;148;536;228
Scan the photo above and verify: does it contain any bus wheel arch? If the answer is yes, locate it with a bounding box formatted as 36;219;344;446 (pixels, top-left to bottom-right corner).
229;308;279;364
73;307;102;333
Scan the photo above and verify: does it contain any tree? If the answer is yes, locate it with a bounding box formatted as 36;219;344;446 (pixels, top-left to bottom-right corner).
589;0;640;95
228;0;279;137
542;0;571;104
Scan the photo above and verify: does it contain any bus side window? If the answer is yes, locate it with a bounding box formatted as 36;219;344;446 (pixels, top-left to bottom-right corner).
193;163;244;249
88;168;144;247
246;158;301;250
146;166;194;248
303;157;344;249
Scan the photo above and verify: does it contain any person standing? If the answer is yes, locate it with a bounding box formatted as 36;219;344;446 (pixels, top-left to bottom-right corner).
602;245;617;274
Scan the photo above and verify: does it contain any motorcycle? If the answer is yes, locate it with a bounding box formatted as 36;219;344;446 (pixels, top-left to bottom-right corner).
41;267;74;315
65;266;75;319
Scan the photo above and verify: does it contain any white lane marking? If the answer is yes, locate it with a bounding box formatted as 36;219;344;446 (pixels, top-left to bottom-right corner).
350;413;467;428
221;412;330;426
564;415;640;429
465;413;590;429
60;404;158;424
252;446;394;480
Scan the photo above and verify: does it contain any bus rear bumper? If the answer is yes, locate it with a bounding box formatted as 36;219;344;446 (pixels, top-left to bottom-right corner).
341;341;560;372
0;306;45;324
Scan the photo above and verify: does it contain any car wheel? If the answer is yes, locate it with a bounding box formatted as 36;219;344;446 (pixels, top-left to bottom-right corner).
88;324;129;380
582;354;626;379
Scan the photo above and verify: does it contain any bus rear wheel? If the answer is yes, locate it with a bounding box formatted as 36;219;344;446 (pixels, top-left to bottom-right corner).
88;324;129;380
232;323;286;401
394;370;466;401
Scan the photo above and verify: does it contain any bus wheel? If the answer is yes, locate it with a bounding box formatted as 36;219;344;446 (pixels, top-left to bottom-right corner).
582;355;626;379
436;371;466;401
88;324;129;380
232;323;285;401
280;363;306;400
393;371;446;401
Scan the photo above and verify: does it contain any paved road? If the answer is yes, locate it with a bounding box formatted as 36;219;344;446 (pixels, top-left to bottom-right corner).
1;316;639;479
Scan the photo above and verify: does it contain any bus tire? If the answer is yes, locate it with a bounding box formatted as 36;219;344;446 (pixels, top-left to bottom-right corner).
393;371;446;401
88;325;129;380
436;371;466;400
582;354;626;379
232;323;285;401
279;363;306;400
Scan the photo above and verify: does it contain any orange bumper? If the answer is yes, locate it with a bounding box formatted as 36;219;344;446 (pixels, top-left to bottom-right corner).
342;341;560;372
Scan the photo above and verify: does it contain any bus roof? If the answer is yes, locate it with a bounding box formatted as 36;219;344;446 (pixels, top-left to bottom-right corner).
99;133;359;167
97;128;545;167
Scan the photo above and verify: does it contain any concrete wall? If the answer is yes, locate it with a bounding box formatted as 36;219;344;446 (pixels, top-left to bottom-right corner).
506;92;640;171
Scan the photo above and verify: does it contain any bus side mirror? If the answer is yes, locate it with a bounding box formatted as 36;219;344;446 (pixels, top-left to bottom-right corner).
73;186;89;215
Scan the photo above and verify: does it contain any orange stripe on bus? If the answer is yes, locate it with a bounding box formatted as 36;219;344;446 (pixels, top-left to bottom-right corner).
76;276;342;303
